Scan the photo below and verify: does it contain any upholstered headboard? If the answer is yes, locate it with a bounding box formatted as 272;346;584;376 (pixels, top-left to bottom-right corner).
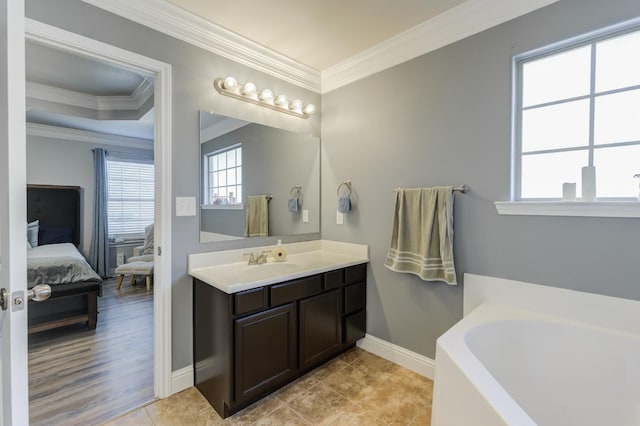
27;184;81;247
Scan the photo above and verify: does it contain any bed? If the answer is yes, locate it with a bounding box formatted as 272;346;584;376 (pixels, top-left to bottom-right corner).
27;184;103;334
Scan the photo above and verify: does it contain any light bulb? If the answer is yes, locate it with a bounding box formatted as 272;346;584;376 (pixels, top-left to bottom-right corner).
290;99;303;112
275;94;288;107
222;76;237;90
303;104;316;115
259;89;274;103
242;82;257;96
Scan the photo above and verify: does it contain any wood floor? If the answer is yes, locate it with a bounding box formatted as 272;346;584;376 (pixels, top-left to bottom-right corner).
28;277;155;425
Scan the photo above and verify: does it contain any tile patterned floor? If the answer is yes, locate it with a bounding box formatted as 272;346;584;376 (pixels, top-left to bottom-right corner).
105;348;433;425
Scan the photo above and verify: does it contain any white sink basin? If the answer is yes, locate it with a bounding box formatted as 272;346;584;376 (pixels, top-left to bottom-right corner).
189;249;368;294
241;262;301;278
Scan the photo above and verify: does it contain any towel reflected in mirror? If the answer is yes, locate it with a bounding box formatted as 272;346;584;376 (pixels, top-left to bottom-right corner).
245;195;269;237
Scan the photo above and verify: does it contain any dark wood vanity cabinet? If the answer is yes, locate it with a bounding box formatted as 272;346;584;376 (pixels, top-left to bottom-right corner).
234;303;297;403
193;263;367;418
299;289;341;370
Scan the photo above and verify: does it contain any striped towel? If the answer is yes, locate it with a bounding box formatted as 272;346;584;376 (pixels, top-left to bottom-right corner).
384;187;457;285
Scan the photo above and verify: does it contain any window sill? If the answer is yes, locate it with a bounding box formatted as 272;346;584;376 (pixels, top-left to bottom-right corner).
494;201;640;218
201;204;244;210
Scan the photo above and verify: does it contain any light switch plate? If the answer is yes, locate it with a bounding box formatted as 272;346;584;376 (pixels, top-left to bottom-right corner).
176;196;197;217
336;211;344;225
302;209;309;223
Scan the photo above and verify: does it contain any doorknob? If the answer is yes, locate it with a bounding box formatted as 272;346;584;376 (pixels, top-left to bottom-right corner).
0;288;7;311
27;284;51;302
0;284;51;311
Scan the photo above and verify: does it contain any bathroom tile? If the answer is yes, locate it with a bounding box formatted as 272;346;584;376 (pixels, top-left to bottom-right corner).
103;407;154;426
287;382;351;425
309;357;350;381
253;405;310;425
338;347;366;364
321;365;376;401
379;370;433;410
107;349;434;426
410;406;433;425
349;354;398;384
274;375;320;403
328;403;387;426
145;387;224;425
226;395;284;425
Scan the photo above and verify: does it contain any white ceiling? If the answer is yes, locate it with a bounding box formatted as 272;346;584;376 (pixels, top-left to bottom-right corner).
27;42;145;96
25;41;155;141
167;0;467;70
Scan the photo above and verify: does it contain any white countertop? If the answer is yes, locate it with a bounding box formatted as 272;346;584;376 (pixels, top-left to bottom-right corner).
188;240;369;294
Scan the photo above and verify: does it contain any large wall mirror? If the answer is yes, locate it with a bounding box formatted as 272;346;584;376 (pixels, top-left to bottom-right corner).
199;111;320;243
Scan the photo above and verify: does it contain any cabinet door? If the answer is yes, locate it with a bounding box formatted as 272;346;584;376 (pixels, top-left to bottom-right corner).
234;303;297;402
299;289;341;371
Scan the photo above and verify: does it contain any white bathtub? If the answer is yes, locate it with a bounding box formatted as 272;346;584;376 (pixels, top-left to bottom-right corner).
432;274;640;426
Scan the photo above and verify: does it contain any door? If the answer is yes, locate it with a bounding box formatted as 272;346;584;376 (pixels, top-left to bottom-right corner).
299;290;342;370
234;303;297;402
0;0;28;424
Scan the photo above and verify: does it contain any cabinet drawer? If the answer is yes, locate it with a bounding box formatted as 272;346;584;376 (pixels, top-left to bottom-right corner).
344;310;366;344
323;270;343;290
270;275;323;306
344;264;366;284
344;282;366;315
234;287;268;316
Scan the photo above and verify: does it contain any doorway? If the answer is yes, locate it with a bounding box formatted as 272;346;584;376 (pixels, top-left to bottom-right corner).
23;18;173;422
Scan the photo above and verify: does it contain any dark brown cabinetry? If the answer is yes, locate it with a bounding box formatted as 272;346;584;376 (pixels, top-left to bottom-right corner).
193;262;367;418
235;303;297;402
299;290;341;370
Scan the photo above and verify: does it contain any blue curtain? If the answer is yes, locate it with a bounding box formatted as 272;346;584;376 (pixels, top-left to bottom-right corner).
90;148;109;277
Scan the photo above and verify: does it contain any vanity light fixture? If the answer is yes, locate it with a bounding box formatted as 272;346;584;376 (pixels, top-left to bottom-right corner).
214;77;315;119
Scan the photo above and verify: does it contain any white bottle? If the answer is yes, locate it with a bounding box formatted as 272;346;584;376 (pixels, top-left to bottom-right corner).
273;239;287;262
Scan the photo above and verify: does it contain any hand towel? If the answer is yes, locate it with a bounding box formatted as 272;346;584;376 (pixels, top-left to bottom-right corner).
288;197;299;213
245;195;269;237
338;196;352;213
384;187;457;285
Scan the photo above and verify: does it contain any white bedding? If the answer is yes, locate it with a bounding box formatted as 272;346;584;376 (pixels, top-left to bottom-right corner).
28;242;85;260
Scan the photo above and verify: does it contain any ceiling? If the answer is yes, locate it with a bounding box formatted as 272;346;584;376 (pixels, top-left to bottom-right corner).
25;40;155;141
167;0;468;70
26;0;556;139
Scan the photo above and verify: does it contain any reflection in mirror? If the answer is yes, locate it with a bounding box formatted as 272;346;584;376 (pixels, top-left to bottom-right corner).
200;111;320;243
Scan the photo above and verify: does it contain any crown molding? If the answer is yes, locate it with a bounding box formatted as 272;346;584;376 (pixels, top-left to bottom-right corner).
81;0;321;93
321;0;560;93
200;117;249;144
81;0;558;94
27;122;153;150
26;79;153;111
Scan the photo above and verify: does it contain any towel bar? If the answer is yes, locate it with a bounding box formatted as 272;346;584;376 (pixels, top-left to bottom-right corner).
394;184;469;193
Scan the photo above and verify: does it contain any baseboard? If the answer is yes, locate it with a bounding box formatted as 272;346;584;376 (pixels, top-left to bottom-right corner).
168;337;434;395
357;334;435;380
171;365;194;395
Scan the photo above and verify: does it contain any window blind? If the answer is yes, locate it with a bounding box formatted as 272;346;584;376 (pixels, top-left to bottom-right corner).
107;158;154;238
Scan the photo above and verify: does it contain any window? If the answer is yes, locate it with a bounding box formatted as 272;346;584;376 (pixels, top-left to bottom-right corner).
107;156;154;239
514;24;640;200
204;144;242;206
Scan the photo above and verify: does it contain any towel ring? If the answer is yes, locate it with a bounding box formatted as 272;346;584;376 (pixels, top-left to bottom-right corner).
337;180;352;196
290;185;302;197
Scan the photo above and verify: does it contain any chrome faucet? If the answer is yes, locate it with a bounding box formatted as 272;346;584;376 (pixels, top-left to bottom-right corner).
244;250;270;265
255;251;269;264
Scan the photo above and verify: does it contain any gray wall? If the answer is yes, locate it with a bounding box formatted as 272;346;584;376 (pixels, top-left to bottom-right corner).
321;0;640;359
26;0;321;370
26;135;152;257
201;123;320;238
27;0;640;371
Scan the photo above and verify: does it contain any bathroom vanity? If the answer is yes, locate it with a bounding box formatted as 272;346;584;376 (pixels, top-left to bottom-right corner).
189;240;368;418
